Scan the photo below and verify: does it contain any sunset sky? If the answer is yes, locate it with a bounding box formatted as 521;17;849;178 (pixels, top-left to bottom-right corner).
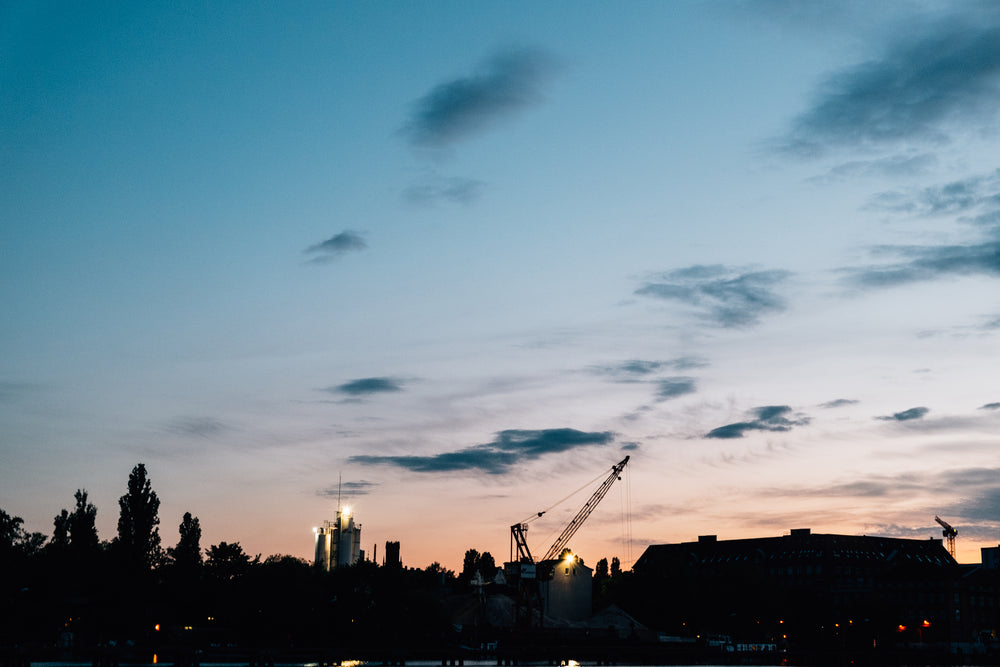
4;1;1000;571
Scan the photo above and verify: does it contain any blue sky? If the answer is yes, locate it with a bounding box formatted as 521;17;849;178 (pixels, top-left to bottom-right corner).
4;1;1000;569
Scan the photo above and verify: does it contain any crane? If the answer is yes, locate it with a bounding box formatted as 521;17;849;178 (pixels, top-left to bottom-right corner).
935;515;957;559
508;455;630;625
510;455;630;570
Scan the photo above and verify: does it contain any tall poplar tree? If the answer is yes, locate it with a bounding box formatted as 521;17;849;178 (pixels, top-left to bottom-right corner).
169;511;202;571
116;463;162;569
69;489;99;553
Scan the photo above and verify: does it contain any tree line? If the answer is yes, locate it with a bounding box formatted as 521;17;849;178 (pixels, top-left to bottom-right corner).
0;463;482;660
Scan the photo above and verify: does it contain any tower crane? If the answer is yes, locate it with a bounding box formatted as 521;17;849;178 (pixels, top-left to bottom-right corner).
508;455;630;625
935;515;958;559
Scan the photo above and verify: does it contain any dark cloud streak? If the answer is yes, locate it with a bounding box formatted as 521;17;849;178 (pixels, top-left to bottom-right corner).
326;377;403;396
636;265;791;328
305;231;368;263
781;22;1000;156
402;47;556;148
349;428;614;475
876;406;929;421
705;405;810;439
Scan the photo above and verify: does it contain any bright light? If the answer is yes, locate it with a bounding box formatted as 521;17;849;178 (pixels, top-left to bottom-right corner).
343;506;351;517
564;552;575;563
897;624;907;633
922;620;931;627
312;527;318;533
154;623;160;632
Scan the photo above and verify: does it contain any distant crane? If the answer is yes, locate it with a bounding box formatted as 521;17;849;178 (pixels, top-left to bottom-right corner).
509;455;630;625
935;515;958;559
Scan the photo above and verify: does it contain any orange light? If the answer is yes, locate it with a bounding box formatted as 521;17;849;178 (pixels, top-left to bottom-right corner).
922;620;931;627
897;624;906;633
154;623;160;632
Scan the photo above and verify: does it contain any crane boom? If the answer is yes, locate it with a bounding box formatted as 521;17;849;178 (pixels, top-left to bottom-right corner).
540;455;630;562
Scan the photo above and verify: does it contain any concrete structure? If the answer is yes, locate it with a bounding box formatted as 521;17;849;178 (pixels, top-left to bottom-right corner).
539;551;593;621
314;508;362;571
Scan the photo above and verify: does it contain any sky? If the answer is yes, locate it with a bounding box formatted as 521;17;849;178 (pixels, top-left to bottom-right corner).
4;1;1000;571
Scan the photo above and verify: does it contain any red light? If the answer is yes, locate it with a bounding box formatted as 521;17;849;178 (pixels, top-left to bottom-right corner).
897;624;906;633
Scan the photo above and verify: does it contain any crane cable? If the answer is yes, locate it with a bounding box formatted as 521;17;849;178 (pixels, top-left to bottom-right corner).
620;462;633;568
518;465;616;527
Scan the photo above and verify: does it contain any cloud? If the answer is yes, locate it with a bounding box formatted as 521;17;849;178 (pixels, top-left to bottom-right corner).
780;21;1000;156
591;357;709;379
820;398;859;408
305;231;368;263
876;406;929;421
349;428;614;474
656;377;697;401
402;47;557;148
812;153;937;183
981;402;1000;410
846;239;1000;288
840;169;1000;289
403;175;485;206
317;480;378;498
161;416;230;438
867;170;1000;219
635;265;791;328
705;405;811;439
326;377;404;396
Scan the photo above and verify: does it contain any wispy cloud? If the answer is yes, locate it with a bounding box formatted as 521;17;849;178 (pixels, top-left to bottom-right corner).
846;238;1000;288
317;480;378;498
349;428;614;475
981;402;1000;410
780;20;1000;156
820;398;859;409
161;416;230;438
325;377;404;396
811;153;937;183
635;265;791;328
867;170;1000;220
402;175;485;206
705;405;810;439
656;377;697;401
591;357;709;379
402;47;557;148
305;231;368;264
876;406;929;421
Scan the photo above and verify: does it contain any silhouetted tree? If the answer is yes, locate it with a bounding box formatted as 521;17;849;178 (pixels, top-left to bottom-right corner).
1;508;45;556
461;548;481;582
595;557;609;581
52;508;71;550
478;550;496;579
168;511;202;571
116;463;162;569
205;541;257;580
69;489;99;553
610;555;622;578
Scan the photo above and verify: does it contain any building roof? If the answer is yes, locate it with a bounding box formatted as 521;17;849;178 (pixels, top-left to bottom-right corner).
634;528;956;573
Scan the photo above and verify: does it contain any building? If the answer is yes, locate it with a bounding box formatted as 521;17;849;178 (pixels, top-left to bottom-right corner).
539;550;593;621
384;540;401;568
313;508;362;571
631;528;967;651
